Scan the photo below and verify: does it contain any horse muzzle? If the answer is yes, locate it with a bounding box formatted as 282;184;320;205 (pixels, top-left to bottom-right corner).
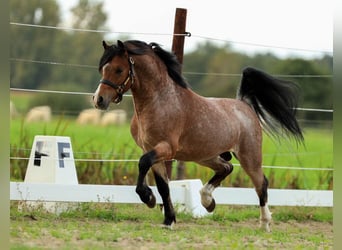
93;93;111;110
93;95;104;110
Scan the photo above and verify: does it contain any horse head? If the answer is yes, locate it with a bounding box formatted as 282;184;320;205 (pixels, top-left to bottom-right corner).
93;40;135;109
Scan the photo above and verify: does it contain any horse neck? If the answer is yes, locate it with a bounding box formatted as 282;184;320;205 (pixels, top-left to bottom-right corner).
130;55;179;112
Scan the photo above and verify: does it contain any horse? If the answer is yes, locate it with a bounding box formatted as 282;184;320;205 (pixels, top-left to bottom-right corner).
93;40;303;232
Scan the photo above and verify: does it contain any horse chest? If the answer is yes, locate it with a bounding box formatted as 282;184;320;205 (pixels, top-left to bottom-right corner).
134;119;172;151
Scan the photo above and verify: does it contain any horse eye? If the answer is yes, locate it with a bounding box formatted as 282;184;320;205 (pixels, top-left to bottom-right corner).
115;68;123;74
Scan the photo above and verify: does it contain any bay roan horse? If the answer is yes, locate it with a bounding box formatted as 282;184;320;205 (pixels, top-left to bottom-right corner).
93;40;304;232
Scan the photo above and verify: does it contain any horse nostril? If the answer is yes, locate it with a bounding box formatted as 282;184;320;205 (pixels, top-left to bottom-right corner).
98;96;104;104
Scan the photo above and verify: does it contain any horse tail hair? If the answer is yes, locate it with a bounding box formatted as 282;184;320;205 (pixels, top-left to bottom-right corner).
237;67;304;143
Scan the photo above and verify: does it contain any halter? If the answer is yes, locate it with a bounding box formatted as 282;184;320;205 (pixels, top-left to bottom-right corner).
99;57;135;103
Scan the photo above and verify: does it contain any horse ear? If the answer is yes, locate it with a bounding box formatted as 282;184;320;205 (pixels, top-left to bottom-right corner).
102;40;110;50
117;40;125;50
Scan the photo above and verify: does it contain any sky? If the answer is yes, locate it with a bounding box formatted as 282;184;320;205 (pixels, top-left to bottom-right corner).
59;0;333;59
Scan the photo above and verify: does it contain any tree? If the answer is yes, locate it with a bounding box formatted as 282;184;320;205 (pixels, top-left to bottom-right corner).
70;0;106;30
201;48;249;98
183;42;223;92
10;0;60;89
10;0;110;114
271;58;332;123
49;0;108;92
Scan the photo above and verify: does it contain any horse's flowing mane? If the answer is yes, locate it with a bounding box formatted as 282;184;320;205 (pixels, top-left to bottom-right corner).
148;42;189;88
98;40;189;89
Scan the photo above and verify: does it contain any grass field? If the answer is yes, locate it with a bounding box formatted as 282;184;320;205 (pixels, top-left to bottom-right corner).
10;117;333;190
10;202;333;249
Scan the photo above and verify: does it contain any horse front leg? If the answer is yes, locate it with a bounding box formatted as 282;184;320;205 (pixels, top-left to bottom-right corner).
135;150;157;208
198;154;234;212
152;162;176;228
136;141;174;210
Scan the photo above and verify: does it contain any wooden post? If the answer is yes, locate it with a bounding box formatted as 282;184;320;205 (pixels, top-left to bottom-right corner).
165;8;188;180
171;8;187;65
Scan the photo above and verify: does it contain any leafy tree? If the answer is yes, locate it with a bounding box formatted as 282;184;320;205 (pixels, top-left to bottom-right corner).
272;58;332;123
10;0;60;89
70;0;106;30
10;0;108;92
10;0;109;115
183;42;223;92
201;48;249;98
49;0;107;92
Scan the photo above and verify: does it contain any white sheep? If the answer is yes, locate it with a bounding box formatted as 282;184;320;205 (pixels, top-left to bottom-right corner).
25;106;51;123
100;109;127;126
76;108;101;125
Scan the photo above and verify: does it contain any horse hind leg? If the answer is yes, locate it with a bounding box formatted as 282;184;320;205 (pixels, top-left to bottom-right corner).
258;175;272;232
239;154;272;232
198;156;234;212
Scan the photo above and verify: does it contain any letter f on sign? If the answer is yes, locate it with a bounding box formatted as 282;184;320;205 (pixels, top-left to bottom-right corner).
57;142;70;168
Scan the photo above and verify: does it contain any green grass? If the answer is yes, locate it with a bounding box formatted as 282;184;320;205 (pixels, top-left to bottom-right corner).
10;117;333;189
10;202;333;249
11;92;34;113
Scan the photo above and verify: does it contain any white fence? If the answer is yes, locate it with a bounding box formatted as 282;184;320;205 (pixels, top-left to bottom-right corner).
10;181;333;217
10;182;332;207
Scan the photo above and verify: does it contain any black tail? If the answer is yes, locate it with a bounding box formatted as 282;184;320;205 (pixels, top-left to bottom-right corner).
237;67;304;143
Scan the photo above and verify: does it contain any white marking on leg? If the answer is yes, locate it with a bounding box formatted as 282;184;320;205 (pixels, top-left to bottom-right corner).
161;221;175;230
260;203;272;232
199;183;215;208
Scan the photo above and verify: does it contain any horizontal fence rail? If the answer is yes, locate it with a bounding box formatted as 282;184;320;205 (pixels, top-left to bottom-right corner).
9;156;333;172
10;181;333;208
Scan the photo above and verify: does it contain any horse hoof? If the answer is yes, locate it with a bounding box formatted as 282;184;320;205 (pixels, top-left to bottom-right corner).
162;217;176;230
260;220;271;232
146;194;156;208
161;222;174;230
205;199;216;212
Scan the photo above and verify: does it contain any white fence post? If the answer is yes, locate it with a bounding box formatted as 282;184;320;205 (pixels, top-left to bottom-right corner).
169;179;210;217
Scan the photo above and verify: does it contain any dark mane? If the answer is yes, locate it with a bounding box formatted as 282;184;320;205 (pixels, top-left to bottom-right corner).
148;42;189;88
99;40;189;88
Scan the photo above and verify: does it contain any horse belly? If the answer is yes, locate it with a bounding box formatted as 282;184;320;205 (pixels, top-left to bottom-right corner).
175;123;238;162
